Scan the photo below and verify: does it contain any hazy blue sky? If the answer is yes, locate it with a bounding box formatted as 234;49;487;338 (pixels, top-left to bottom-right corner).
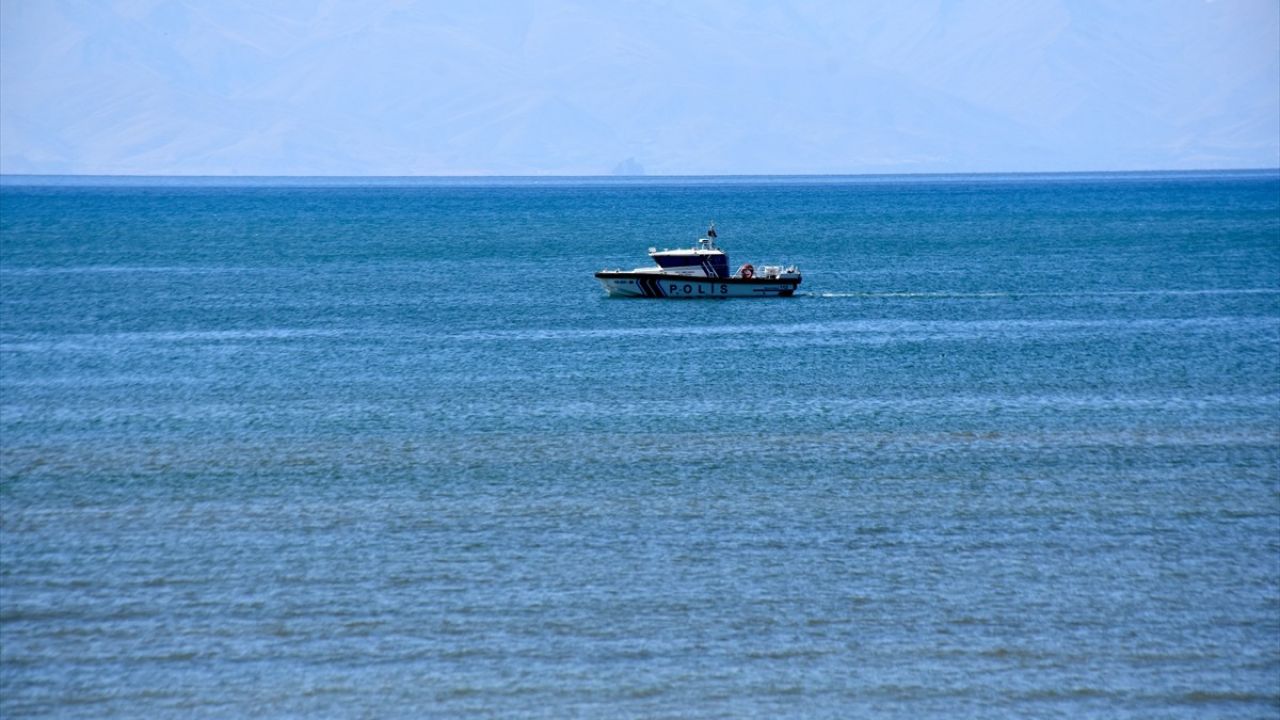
2;0;1277;175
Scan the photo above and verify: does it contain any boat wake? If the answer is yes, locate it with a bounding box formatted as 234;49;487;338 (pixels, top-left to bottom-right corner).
818;288;1279;299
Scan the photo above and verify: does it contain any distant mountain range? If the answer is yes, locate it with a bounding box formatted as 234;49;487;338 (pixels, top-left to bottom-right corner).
2;0;1277;175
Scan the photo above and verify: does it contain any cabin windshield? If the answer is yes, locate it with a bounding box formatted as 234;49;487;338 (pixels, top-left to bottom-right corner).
652;251;730;278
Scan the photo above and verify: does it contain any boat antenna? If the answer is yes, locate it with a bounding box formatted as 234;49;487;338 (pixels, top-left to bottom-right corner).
707;222;717;239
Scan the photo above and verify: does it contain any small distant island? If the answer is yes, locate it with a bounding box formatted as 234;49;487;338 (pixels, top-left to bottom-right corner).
612;157;645;176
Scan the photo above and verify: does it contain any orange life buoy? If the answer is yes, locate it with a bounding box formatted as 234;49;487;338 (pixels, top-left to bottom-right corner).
741;263;755;279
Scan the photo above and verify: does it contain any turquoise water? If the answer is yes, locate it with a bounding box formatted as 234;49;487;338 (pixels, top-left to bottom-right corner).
2;172;1278;718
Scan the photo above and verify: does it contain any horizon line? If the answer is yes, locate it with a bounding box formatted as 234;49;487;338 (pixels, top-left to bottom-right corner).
2;167;1278;184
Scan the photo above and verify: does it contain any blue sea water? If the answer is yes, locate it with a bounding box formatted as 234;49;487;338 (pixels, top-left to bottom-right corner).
1;171;1278;718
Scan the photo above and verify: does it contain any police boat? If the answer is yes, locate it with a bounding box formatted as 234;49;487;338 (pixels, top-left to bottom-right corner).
594;225;801;298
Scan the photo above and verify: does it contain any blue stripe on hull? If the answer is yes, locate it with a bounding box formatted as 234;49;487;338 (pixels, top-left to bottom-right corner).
635;276;666;297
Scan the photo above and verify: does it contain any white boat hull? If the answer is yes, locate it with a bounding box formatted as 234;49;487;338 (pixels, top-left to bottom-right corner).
595;271;801;298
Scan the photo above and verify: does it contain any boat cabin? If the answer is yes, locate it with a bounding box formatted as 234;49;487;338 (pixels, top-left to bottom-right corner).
647;236;730;278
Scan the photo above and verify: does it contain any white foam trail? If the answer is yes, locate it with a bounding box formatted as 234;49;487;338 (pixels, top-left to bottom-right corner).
819;289;1280;299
